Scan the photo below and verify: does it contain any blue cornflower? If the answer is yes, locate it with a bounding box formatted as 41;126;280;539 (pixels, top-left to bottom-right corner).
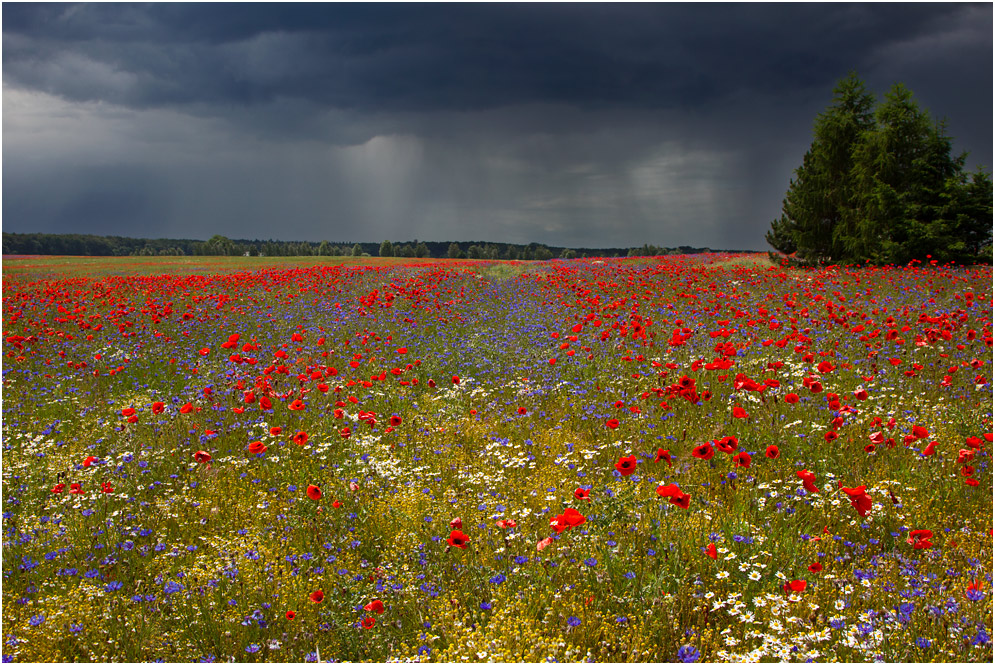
489;574;506;585
916;638;932;649
164;581;184;595
567;616;582;627
104;581;123;592
966;588;984;601
28;615;45;627
480;601;492;610
584;558;597;567
677;645;700;663
245;644;260;654
624;571;636;579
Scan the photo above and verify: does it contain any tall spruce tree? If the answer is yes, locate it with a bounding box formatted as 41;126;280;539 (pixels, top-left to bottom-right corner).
768;72;875;263
847;84;962;263
769;74;991;265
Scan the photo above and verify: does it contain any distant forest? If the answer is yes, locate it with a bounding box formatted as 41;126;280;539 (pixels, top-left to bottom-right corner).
1;233;736;260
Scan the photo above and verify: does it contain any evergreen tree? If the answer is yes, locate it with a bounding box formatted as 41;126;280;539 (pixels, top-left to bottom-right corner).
848;85;963;264
769;72;875;263
769;74;991;265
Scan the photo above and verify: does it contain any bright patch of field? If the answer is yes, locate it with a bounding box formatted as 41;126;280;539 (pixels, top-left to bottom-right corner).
1;254;991;662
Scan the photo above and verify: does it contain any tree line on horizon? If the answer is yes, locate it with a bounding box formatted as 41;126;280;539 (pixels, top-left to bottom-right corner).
1;232;725;261
767;73;993;266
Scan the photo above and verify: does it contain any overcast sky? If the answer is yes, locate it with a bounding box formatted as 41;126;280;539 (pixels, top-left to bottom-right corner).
3;3;992;250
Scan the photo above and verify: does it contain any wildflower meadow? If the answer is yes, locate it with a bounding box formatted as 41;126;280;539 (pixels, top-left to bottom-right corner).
1;253;991;663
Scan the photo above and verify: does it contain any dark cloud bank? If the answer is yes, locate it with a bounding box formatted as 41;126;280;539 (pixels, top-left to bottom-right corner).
3;3;992;250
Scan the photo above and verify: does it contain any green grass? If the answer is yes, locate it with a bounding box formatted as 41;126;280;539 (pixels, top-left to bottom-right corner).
1;254;991;663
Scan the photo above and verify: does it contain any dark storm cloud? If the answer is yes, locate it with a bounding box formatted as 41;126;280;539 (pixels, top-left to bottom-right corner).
2;3;966;111
3;3;992;249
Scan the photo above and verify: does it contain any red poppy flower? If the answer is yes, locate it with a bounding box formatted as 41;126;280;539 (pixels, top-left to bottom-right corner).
389;415;402;427
83;456;98;468
907;529;933;549
614;455;637;476
361;617;376;629
824;431;838;443
340;426;351;439
307;485;322;500
654;448;672;465
397;347;408;354
561;507;586;527
691;443;714;460
921;441;937;456
288;399;306;411
193;450;212;463
574;488;590;501
451;375;460;385
447;530;470;548
960;465;974;477
854;388;868;400
864;444;876;454
809;381;823;393
310;590;324;603
69;483;84;494
605;418;620;429
704;542;717;559
841;485;872;517
784;393;800;404
364;599;385;614
796;470;819;493
179;402;194;414
669;492;691;510
808;563;823;573
732;406;749;419
733;451;751;468
270;426;282;436
496;519;517;529
536;537;553;552
716;436;738;454
51;483;65;494
248;441;267;455
152;401;165;414
912;425;929;439
122;407;136;417
765;445;780;459
784;580;807;593
285;610;296;620
259;396;272;410
449;517;462;530
293;431;309;446
517;407;527;415
101;482;114;493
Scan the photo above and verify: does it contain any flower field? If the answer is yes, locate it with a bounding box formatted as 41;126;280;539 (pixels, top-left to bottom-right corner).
1;254;992;663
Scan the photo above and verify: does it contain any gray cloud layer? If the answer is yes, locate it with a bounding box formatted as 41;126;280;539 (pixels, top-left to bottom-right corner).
3;3;992;249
